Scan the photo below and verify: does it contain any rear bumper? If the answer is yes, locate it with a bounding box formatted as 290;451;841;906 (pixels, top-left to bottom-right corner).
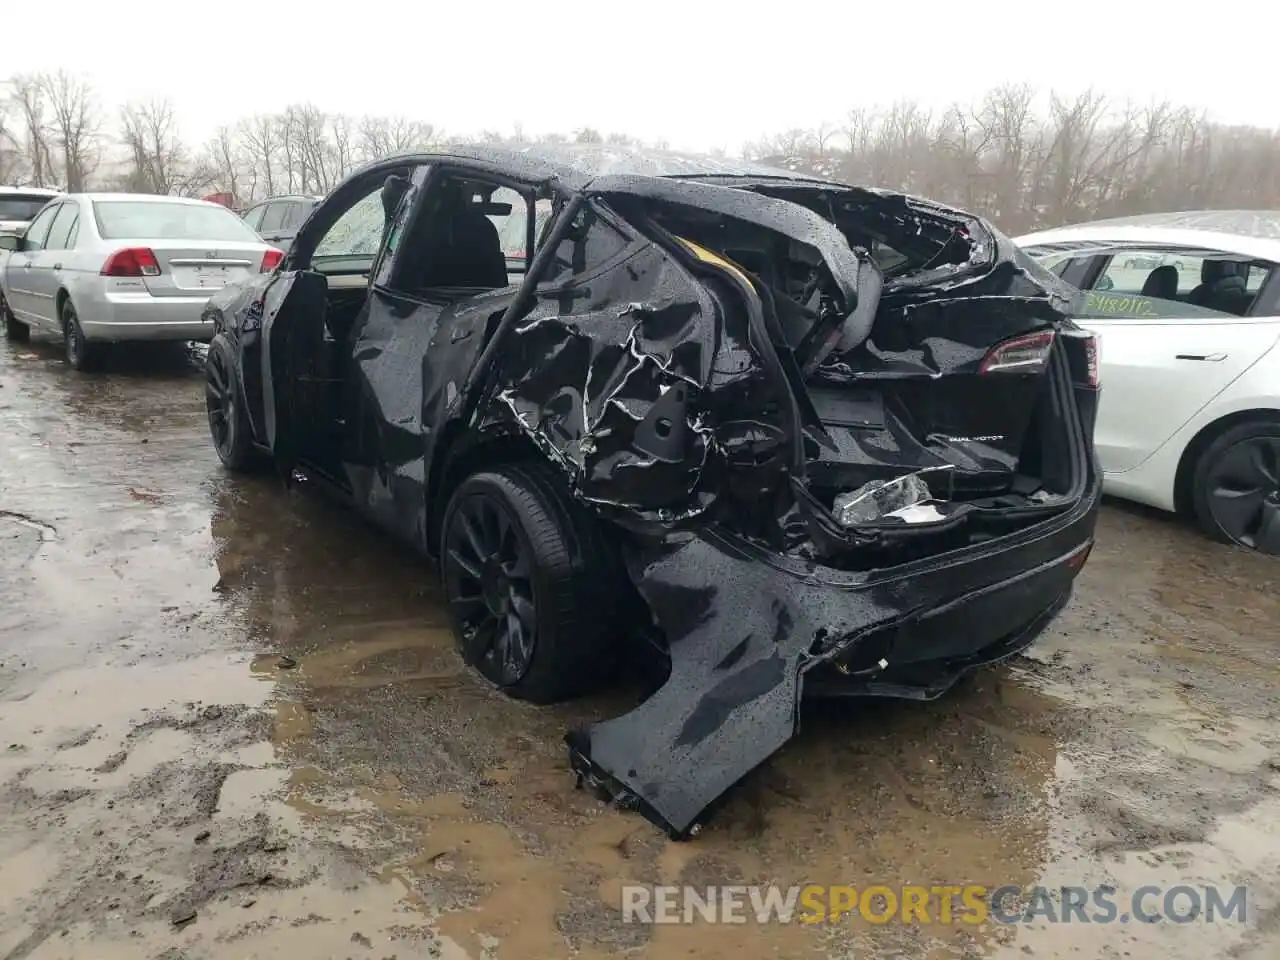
79;291;215;342
567;474;1101;838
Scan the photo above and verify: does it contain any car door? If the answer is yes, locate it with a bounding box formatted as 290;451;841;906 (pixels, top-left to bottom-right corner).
246;175;411;475
1072;250;1280;474
347;166;520;538
5;202;62;327
27;202;80;325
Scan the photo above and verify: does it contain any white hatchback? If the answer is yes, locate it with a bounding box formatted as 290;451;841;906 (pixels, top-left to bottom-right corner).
1017;211;1280;555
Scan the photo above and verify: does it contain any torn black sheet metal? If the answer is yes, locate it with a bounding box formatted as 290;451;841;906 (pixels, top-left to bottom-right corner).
468;178;893;527
476;239;730;526
565;495;1096;839
455;176;1091;837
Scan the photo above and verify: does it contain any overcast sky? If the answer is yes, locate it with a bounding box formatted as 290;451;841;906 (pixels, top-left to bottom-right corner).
11;1;1277;151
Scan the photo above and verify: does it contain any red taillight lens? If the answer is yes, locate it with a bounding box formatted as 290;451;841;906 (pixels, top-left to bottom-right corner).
100;247;160;277
260;248;284;272
1083;333;1101;388
1064;539;1093;572
979;329;1057;376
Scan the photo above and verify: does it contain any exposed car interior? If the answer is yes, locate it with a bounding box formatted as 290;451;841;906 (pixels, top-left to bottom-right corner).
282;172;546;481
1124;257;1266;316
393;179;512;292
1186;260;1255;314
1042;245;1274;318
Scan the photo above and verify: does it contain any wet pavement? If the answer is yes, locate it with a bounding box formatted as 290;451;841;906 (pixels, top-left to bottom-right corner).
1;332;1278;960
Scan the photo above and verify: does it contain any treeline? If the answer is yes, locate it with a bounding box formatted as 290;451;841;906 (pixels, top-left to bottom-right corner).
3;73;1278;234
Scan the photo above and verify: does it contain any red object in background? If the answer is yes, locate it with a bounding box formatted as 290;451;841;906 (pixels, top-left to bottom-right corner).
201;192;236;209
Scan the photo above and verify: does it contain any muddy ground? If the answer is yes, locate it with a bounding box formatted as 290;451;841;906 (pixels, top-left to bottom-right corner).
0;334;1277;960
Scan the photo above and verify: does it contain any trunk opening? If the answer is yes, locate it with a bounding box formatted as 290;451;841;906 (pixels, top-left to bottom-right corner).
615;192;1088;573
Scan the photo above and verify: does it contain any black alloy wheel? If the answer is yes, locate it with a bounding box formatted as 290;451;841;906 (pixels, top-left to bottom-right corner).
1195;424;1280;555
206;345;236;460
444;490;539;688
440;462;622;704
204;335;260;471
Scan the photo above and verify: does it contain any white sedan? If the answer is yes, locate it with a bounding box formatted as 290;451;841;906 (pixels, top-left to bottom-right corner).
0;193;283;370
1017;211;1280;555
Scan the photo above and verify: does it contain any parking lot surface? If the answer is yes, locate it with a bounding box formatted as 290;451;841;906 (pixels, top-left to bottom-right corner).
1;336;1277;960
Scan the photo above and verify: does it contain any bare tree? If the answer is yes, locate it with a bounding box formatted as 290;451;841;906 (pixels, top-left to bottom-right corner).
0;97;23;183
8;79;1280;234
357;115;440;162
204;125;243;203
10;75;55;186
281;103;330;193
41;70;100;191
239;114;279;198
119;99;187;194
329;114;356;182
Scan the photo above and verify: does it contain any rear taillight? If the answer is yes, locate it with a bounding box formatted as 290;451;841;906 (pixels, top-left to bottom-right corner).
979;329;1056;376
260;248;284;272
100;247;160;277
1083;333;1100;388
1064;539;1093;572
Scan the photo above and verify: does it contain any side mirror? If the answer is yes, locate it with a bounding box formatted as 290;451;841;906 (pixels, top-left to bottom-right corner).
1095;274;1115;292
0;234;20;252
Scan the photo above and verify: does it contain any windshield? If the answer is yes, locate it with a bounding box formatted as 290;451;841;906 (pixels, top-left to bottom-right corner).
314;191;385;260
0;196;55;222
92;200;262;242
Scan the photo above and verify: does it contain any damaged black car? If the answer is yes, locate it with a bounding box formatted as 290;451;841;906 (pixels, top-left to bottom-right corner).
201;145;1101;839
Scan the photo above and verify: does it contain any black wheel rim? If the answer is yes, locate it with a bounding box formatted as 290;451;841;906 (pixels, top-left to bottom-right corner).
205;350;234;456
1206;436;1280;554
443;494;537;686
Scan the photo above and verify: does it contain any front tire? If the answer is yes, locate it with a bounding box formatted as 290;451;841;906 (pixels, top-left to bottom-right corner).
440;461;622;704
2;292;28;341
1192;420;1280;555
61;298;95;370
205;335;262;472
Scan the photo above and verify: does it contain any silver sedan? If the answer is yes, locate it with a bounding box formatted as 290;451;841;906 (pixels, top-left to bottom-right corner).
0;193;284;369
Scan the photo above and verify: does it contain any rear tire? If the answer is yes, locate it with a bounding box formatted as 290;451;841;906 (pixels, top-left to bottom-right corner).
440;461;623;704
61;298;95;371
1;292;28;341
1191;419;1280;555
205;334;263;472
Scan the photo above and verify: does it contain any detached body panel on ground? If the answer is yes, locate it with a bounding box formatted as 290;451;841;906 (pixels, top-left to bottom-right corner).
203;146;1101;837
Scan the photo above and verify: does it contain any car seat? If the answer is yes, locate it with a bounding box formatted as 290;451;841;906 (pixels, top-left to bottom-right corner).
417;187;509;290
1141;265;1179;299
1188;260;1249;314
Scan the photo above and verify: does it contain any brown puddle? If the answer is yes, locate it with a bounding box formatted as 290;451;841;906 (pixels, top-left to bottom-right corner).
4;341;1279;959
226;462;1068;959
